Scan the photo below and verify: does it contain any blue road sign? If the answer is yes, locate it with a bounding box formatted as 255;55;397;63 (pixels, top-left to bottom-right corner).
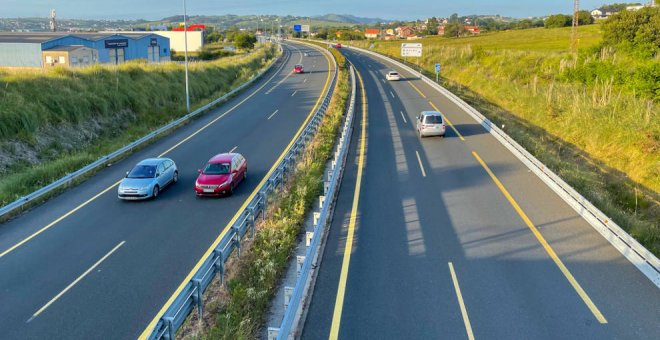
294;24;302;32
435;63;441;73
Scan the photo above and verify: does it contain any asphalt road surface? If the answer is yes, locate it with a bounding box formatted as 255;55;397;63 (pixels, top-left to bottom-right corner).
0;40;335;339
302;46;660;340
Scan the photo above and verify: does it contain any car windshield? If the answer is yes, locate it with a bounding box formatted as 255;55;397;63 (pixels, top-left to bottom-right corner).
203;162;230;175
424;115;443;124
295;65;303;68
127;165;156;178
389;72;398;76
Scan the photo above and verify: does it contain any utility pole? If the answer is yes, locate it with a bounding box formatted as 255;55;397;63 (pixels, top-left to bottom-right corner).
571;0;580;54
183;0;191;113
49;9;57;32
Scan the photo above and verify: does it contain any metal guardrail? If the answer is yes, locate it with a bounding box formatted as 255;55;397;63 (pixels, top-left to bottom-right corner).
0;44;284;219
274;65;356;339
350;45;660;288
144;41;339;340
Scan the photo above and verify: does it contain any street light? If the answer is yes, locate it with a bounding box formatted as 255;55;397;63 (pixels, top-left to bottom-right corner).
182;0;191;113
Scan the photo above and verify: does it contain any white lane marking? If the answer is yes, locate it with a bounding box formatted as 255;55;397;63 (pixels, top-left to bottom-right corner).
28;241;126;322
291;90;298;97
381;78;385;83
400;111;407;124
229;146;238;153
265;45;304;94
415;150;426;177
267;109;279;120
390;90;395;99
449;262;475;340
303;78;308;83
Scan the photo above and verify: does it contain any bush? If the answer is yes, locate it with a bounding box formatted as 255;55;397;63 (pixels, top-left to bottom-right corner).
545;14;572;28
602;6;660;51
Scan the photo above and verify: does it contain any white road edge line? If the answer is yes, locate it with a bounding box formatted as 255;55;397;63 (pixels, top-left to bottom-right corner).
400;111;407;124
229;146;238;153
449;262;475;340
390;90;395;99
28;241;126;322
267;109;279;120
291;90;298;97
415;150;426;177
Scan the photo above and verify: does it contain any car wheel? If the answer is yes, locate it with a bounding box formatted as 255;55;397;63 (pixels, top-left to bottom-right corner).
152;185;160;199
244;169;247;180
173;171;179;183
228;182;235;196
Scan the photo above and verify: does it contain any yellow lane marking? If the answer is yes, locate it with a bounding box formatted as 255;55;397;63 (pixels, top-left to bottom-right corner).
415;150;427;177
0;42;294;259
139;41;334;339
329;67;367;340
0;180;121;259
28;241;126;322
448;262;475;340
429;101;465;141
408;81;427;98
472;151;607;324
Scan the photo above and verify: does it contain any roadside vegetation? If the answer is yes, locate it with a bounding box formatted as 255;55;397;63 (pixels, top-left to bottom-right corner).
347;12;659;255
178;43;348;339
0;44;277;211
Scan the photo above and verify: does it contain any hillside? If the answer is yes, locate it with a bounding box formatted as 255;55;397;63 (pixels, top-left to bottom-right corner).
348;24;659;254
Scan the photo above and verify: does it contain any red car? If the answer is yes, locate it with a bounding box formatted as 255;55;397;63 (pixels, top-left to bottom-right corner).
335;43;342;48
195;153;247;196
293;64;304;73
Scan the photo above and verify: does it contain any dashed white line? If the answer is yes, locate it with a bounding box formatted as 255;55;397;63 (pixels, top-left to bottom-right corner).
28;241;126;322
229;146;238;153
303;78;308;83
268;109;279;120
390;90;395;99
291;90;298;97
415;150;427;177
400;111;407;124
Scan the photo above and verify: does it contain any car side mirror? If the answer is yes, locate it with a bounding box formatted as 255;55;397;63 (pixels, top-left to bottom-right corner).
155;173;160;178
125;171;129;177
197;169;202;173
232;169;238;174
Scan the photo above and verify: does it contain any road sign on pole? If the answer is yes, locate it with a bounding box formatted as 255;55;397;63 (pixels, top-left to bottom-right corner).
301;24;310;33
293;24;301;32
401;43;422;57
435;63;441;82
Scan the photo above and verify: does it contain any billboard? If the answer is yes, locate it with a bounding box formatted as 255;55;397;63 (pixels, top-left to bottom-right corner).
301;24;310;33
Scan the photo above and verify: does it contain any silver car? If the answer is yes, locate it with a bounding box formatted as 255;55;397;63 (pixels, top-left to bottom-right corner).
416;111;446;138
118;158;178;200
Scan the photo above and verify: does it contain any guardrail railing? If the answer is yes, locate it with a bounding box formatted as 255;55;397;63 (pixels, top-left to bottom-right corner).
272;64;356;340
144;41;339;340
350;45;660;288
0;43;284;219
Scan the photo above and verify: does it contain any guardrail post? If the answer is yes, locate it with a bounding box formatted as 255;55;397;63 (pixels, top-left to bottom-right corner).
248;207;256;238
213;249;225;285
164;317;175;340
296;256;305;277
284;286;294;308
192;278;204;319
305;231;314;247
232;226;241;257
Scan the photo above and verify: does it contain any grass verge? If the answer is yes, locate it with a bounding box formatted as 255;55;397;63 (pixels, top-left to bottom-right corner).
0;44;277;214
177;43;348;339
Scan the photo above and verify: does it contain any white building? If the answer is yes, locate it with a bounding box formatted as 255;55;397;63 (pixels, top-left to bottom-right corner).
104;30;204;53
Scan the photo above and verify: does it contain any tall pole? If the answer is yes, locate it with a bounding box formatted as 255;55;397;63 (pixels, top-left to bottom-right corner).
183;0;191;113
571;0;579;54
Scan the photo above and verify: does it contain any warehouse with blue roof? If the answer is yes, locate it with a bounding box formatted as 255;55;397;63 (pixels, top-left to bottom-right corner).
0;32;171;68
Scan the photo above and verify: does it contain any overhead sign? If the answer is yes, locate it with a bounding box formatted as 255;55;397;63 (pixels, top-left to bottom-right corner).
293;24;302;32
105;39;128;48
301;24;310;33
401;43;422;57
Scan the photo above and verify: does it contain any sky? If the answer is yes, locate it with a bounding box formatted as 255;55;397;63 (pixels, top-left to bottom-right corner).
1;0;624;21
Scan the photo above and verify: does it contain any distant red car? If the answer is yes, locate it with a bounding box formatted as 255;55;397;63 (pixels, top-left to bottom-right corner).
293;64;304;73
194;153;247;196
335;43;342;48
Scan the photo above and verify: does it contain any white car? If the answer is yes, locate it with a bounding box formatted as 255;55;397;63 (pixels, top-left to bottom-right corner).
386;71;401;81
416;111;446;138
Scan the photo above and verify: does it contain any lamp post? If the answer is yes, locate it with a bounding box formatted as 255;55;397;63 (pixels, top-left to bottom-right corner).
183;0;191;113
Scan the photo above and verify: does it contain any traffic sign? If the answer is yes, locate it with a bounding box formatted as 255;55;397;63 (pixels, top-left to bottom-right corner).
293;24;301;32
301;24;310;33
401;43;422;57
435;63;441;73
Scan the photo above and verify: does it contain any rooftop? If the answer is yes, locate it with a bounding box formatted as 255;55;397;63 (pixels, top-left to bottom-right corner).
0;32;155;44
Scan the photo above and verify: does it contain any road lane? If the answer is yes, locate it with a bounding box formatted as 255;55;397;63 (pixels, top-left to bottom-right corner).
303;47;659;339
0;40;335;339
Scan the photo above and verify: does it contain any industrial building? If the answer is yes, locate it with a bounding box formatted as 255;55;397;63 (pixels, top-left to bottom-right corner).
106;30;205;53
0;32;171;68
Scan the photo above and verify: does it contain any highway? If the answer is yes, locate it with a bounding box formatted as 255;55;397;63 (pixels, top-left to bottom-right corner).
302;47;660;339
0;40;334;339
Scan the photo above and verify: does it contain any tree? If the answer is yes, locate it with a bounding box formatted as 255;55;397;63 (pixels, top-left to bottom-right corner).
234;33;257;49
576;10;595;25
544;14;572;28
517;19;534;29
444;23;467;37
602;6;660;49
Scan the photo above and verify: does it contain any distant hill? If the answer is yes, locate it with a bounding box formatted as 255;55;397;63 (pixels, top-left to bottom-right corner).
313;14;386;24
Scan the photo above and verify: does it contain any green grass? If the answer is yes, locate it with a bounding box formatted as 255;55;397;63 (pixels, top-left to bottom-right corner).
347;25;659;255
0;45;277;209
200;46;348;339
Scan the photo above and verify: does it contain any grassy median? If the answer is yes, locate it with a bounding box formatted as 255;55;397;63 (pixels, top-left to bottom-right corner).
183;43;348;339
346;25;659;255
0;45;277;211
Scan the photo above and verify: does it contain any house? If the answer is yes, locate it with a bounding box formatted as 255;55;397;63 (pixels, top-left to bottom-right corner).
396;26;415;38
385;28;394;35
464;26;481;34
590;9;604;19
364;28;380;39
437;25;445;36
384;34;397;40
335;31;342;38
626;5;645;11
